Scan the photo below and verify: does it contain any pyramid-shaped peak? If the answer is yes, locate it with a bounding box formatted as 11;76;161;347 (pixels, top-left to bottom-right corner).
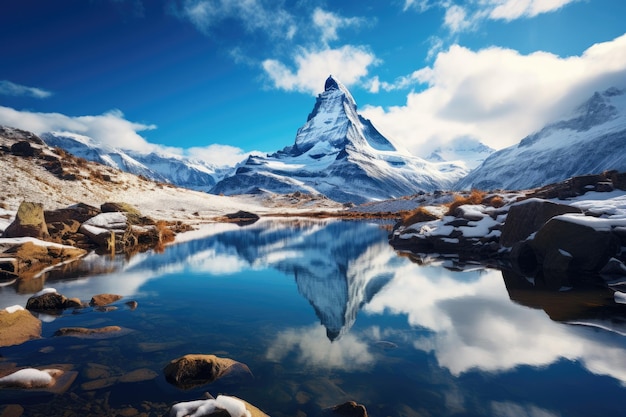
325;75;339;91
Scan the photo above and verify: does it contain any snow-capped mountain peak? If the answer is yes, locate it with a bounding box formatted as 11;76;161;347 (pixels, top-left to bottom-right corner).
212;75;467;203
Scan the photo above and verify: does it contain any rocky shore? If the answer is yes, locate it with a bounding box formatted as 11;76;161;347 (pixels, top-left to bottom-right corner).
390;171;626;282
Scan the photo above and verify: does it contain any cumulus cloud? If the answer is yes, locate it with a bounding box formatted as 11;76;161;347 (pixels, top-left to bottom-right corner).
262;45;378;95
0;80;52;99
0;106;157;153
175;0;296;40
361;33;626;156
312;7;366;44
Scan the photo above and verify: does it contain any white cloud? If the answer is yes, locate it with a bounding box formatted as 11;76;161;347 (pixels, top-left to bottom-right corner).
262;45;378;95
187;144;256;166
361;33;626;156
312;7;365;44
266;324;374;371
443;5;471;33
490;0;581;21
176;0;296;40
365;266;626;383
0;80;52;99
404;0;581;36
0;106;157;153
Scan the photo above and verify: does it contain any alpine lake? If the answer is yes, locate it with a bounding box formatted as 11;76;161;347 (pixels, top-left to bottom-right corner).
2;218;626;417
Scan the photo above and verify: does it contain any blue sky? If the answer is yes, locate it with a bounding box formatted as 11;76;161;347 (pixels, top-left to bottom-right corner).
1;0;625;165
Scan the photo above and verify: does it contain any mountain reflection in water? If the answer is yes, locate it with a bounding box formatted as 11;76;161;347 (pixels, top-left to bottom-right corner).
1;219;626;417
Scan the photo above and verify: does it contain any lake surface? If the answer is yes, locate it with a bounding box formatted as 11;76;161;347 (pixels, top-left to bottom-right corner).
2;219;626;416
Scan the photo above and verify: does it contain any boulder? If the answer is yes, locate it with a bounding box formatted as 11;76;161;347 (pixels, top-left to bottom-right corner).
327;401;369;417
611;171;626;191
163;354;252;389
3;201;50;239
90;293;123;307
531;216;620;273
44;203;100;224
101;202;148;225
79;212;129;251
9;141;37;157
500;199;581;247
223;211;260;226
0;308;41;347
26;291;79;311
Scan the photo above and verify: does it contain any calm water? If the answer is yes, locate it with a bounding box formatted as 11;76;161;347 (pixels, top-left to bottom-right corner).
2;219;626;416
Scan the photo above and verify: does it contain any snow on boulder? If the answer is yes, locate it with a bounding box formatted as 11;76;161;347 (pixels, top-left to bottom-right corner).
0;366;78;393
169;395;268;417
79;212;129;250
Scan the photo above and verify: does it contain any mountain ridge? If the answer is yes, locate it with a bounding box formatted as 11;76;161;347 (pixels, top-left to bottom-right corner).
456;86;626;191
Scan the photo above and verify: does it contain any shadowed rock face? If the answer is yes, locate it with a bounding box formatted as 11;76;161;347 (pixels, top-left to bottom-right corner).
500;199;581;247
531;216;620;273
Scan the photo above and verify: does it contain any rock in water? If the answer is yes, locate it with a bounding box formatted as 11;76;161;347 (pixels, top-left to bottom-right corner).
163;354;252;389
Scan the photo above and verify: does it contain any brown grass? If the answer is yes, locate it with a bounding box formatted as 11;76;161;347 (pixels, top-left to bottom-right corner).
400;206;440;226
445;189;486;215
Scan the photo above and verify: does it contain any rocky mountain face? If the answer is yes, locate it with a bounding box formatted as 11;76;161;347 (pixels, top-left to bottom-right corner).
211;76;467;204
41;132;231;191
457;87;626;191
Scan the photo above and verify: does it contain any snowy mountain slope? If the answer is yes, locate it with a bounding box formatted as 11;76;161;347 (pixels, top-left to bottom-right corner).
426;137;495;170
457;87;626;191
211;76;467;204
41;131;231;191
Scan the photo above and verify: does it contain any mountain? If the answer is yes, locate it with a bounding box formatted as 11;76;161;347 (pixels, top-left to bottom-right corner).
41;131;231;191
457;87;626;191
425;137;494;170
211;76;467;204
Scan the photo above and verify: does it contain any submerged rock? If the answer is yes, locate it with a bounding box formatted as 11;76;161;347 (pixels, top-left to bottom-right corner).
53;326;129;339
163;354;252;389
90;293;123;307
0;307;41;347
326;401;368;417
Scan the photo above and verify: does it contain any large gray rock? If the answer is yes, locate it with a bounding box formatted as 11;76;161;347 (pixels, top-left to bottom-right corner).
500;199;581;247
